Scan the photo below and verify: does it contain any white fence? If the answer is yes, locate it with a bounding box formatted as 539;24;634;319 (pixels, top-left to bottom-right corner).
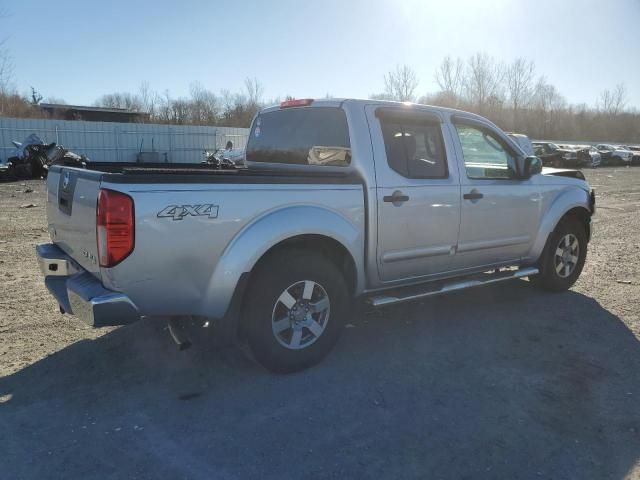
0;117;249;163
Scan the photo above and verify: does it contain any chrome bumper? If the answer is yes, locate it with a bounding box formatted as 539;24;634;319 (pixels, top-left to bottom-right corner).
36;243;140;327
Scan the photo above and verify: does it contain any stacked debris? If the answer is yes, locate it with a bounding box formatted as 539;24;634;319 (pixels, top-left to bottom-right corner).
0;134;88;180
201;147;245;169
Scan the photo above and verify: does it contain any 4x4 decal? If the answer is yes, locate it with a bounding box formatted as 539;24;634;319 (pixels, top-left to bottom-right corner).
157;204;219;221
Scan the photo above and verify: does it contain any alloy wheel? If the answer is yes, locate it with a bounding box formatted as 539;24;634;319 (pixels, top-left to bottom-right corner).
271;280;331;350
554;233;579;278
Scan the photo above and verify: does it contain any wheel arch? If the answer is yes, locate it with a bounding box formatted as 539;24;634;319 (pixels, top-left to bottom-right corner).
528;188;592;263
201;205;364;321
560;206;592;241
250;234;358;295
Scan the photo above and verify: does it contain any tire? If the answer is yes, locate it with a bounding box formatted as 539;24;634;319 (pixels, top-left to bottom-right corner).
612;156;623;166
552;158;562;168
530;217;587;292
243;249;349;373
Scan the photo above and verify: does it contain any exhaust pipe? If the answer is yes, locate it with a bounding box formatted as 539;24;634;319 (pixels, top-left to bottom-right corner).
167;317;192;351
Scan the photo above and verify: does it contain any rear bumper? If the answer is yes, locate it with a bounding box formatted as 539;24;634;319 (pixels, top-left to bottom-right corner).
36;243;140;327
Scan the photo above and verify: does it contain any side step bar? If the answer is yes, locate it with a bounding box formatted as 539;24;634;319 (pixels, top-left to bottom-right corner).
367;267;539;308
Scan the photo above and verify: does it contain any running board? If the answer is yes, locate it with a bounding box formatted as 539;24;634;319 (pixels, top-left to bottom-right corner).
367;267;539;308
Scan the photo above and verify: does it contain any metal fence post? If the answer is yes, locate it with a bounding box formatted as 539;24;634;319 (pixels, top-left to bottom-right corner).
168;124;172;162
115;126;120;162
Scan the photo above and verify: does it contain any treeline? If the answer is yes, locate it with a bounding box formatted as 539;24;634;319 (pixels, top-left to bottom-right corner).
372;56;639;143
0;52;639;142
92;78;267;128
0;79;268;128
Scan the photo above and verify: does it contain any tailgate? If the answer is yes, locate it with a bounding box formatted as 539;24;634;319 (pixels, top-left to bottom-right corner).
46;166;103;276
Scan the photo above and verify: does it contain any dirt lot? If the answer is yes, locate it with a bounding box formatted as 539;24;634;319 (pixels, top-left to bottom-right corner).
1;169;639;479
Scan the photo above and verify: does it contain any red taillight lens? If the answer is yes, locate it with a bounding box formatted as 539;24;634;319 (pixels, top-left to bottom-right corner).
280;98;314;108
96;189;134;267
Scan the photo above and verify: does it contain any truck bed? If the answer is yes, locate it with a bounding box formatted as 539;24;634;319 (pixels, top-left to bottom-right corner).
45;164;366;320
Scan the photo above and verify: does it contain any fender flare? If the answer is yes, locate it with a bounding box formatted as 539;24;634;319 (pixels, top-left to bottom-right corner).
201;205;364;319
527;187;591;263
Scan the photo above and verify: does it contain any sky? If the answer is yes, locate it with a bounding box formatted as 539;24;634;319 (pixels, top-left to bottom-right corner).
2;0;639;108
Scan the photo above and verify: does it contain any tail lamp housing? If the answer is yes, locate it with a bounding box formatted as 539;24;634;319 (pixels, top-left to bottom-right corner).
280;98;314;108
96;189;134;267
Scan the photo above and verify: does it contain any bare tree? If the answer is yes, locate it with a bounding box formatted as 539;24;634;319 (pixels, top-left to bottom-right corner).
187;82;214;124
382;65;419;102
138;81;158;117
464;53;505;112
506;58;535;128
29;86;43;105
43;96;66;105
0;7;14;114
435;56;464;103
530;76;566;138
244;77;264;107
598;83;627;115
0;40;12;93
94;92;143;111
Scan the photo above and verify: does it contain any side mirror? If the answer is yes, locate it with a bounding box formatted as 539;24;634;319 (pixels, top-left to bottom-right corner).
523;156;542;178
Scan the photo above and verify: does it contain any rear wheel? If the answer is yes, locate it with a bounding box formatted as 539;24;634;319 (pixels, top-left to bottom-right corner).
530;217;587;292
244;249;349;373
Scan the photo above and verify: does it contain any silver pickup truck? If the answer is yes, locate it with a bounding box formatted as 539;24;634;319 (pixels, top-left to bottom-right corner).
36;98;595;372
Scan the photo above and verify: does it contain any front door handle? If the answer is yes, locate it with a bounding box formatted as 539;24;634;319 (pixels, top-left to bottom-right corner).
383;191;410;204
463;190;483;201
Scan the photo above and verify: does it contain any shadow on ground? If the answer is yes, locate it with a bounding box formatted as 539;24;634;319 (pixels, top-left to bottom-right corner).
1;281;639;479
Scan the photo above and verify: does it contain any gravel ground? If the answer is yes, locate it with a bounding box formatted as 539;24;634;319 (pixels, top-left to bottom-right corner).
1;169;639;479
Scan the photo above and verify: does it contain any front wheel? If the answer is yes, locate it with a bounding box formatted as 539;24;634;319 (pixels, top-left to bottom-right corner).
244;249;349;373
530;217;587;292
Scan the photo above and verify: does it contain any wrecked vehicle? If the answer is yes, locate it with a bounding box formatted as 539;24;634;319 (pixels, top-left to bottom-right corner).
202;145;245;168
5;134;87;179
596;144;633;166
7;134;52;178
532;142;590;168
202;149;238;169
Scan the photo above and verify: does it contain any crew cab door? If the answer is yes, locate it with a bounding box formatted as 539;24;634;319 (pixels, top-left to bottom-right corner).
366;106;461;283
449;118;542;271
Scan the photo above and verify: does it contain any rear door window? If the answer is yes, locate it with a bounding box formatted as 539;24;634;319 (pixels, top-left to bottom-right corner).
379;113;448;179
246;107;351;166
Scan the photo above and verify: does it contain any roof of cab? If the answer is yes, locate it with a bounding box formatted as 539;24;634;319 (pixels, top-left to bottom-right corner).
258;98;496;126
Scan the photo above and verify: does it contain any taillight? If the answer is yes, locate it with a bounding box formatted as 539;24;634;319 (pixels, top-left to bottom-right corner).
280;98;314;108
96;189;134;267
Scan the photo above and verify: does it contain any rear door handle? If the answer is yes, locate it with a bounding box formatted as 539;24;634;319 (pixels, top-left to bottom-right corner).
463;191;483;201
383;191;410;203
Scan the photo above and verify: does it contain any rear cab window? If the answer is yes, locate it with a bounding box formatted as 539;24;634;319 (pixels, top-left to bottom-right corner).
246;107;351;166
